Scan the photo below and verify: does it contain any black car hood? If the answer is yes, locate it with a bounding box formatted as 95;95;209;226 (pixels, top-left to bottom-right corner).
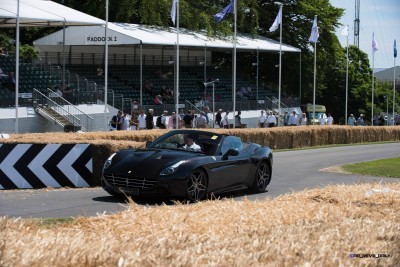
107;148;202;177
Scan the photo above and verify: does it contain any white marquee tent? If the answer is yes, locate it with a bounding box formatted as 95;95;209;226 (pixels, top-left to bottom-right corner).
33;22;300;52
0;0;105;133
0;0;105;27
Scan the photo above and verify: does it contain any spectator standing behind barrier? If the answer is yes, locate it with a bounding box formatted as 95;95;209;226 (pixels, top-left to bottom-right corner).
183;110;194;128
137;110;146;130
356;114;364;126
169;111;181;129
110;110;123;131
235;111;242;128
283;111;290;126
327;113;334;125
130;112;138;130
195;112;207;128
258;110;267;128
288;111;299;126
267;111;276;127
159;110;168;129
373;114;379;126
319;114;326;126
215;109;222;128
222;111;230;128
145;109;154;129
347;114;355;126
299;113;307;126
121;112;131;130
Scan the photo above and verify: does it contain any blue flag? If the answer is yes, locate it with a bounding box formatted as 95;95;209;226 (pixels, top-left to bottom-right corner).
171;0;177;25
394;39;397;58
213;0;234;23
309;16;319;43
372;32;379;53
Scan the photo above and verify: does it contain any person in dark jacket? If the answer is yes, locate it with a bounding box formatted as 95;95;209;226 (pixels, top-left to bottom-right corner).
145;109;154;129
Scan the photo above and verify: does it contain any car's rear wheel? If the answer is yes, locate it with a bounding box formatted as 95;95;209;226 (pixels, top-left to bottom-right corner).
186;168;208;202
252;161;271;193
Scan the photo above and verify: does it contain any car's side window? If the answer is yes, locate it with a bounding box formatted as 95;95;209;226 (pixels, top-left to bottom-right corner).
220;136;243;155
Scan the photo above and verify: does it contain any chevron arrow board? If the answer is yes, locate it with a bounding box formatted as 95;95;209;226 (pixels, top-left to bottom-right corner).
0;144;94;189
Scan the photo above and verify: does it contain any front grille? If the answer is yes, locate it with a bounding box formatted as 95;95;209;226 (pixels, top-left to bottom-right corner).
104;173;157;189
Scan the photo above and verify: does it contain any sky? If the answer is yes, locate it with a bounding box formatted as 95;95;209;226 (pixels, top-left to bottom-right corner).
329;0;399;70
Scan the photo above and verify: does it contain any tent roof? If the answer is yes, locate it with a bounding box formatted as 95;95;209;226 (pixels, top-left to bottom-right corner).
34;22;301;53
0;0;105;27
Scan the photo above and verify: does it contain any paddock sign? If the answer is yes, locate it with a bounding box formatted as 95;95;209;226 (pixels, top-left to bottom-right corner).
0;144;94;189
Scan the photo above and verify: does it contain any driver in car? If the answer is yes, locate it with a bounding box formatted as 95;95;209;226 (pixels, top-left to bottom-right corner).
183;134;201;151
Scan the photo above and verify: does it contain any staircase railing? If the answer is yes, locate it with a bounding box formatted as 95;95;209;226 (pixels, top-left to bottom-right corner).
32;88;94;131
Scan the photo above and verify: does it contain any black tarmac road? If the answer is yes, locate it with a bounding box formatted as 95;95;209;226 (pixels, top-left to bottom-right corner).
1;143;399;218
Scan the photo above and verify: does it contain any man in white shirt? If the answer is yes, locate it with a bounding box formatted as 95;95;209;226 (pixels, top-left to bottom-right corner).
137;110;147;130
267;111;276;127
121;112;131;130
327;113;334;125
258;110;267;128
319;115;326;126
222;111;230;128
289;111;298;126
183;134;201;151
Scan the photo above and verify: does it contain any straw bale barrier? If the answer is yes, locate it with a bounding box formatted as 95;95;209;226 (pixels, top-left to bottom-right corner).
1;126;399;185
0;182;399;266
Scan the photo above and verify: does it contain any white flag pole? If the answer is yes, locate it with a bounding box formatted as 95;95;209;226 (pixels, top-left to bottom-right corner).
104;0;109;131
232;0;237;129
175;0;180;129
278;4;282;126
345;25;349;125
393;52;396;122
312;16;317;126
15;0;20;133
371;52;375;126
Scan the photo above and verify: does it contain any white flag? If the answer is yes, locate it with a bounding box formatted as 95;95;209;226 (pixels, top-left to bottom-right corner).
341;25;349;36
171;0;177;25
269;5;282;32
372;32;379;53
309;16;319;43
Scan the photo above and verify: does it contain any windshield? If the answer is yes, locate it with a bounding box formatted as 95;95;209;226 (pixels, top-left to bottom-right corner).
148;131;222;155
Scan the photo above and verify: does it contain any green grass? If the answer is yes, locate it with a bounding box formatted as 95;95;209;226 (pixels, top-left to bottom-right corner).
36;218;74;226
342;157;400;178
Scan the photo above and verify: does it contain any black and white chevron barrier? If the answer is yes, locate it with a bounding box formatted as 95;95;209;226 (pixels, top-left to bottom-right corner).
0;144;94;189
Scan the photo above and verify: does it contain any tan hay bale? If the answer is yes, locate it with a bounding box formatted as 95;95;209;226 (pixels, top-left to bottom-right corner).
0;182;399;266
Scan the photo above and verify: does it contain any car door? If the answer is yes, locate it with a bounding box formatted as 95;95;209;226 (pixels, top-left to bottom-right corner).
207;136;253;191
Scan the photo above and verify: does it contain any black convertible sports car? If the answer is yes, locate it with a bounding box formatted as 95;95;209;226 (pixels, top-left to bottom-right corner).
102;130;273;201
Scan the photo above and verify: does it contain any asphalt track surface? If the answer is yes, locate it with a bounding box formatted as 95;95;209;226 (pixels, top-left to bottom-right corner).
0;143;399;219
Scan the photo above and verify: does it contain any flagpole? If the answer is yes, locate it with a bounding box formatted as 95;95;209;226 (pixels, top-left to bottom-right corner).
312;15;317;126
232;0;237;129
15;0;20;133
345;25;349;125
371;50;375;126
393;51;396;122
175;0;180;129
104;0;109;131
278;4;282;126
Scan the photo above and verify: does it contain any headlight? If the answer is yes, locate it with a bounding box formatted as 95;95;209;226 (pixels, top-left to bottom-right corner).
103;153;116;170
160;160;186;176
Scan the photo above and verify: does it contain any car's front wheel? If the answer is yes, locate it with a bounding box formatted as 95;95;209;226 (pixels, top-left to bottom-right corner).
186;168;208;202
252;161;271;193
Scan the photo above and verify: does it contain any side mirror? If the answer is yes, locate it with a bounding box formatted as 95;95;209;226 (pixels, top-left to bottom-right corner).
145;141;152;148
222;148;239;160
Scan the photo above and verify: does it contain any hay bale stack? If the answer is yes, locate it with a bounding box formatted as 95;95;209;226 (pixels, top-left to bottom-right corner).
0;182;398;266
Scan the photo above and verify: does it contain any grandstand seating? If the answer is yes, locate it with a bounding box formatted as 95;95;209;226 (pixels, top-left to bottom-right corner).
1;54;274;109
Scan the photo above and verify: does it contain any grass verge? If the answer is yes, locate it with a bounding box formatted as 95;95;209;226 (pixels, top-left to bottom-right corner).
342;157;400;178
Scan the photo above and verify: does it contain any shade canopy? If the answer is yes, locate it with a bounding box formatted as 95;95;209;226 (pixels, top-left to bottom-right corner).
33;22;300;53
0;0;105;28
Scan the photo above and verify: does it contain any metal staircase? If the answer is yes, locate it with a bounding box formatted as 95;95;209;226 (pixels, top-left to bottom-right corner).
32;88;94;132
